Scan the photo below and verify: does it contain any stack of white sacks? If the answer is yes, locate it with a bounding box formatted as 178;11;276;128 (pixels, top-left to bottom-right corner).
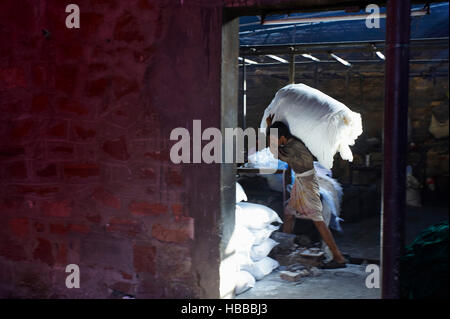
232;183;281;295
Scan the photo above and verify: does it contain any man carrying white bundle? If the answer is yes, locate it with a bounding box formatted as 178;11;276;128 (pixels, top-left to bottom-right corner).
263;84;363;269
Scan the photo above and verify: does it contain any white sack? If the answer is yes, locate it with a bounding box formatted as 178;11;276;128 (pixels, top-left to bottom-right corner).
250;238;279;262
315;161;343;231
235;202;283;230
240;256;280;280
236;182;248;203
250;224;279;246
227;224;256;257
260;83;363;169
246;147;296;192
247;147;281;169
320;188;343;231
234;271;256;295
314;161;333;178
406;166;422;207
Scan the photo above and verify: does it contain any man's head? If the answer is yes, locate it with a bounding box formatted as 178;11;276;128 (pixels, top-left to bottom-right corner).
265;117;292;155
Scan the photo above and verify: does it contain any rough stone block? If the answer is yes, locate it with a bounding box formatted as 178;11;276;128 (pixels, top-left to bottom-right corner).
280;270;309;282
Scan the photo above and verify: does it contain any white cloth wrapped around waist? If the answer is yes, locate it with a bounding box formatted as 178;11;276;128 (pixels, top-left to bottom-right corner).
295;169;315;177
260;83;363;169
287;168;324;222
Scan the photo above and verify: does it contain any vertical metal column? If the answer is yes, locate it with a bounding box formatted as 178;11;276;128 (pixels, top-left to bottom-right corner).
314;64;318;87
242;57;247;130
289;55;295;84
382;0;411;299
345;70;350;104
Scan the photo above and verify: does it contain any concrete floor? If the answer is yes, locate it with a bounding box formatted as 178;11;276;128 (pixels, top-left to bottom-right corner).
236;264;380;299
236;204;448;299
334;204;449;261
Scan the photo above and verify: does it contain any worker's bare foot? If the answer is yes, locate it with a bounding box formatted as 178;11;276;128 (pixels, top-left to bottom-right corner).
335;256;349;264
319;259;347;269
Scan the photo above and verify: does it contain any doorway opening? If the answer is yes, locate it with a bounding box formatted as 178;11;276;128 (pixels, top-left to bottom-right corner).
220;3;449;299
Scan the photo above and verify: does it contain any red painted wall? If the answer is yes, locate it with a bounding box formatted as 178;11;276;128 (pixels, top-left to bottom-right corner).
0;0;223;298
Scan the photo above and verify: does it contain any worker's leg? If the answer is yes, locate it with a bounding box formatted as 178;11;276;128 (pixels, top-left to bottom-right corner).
313;220;347;264
283;206;296;234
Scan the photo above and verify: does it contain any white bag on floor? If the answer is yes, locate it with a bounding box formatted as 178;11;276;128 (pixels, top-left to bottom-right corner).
228;225;256;256
234;271;256;295
406;166;422;207
250;224;279;246
235;202;283;230
260;83;363;169
250;238;279;262
236;182;248;203
240;256;280;280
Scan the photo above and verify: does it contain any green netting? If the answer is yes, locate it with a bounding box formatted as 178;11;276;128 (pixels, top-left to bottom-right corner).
400;221;449;299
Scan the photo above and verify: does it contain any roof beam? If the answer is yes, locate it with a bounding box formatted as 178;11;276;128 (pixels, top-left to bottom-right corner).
239;37;449;56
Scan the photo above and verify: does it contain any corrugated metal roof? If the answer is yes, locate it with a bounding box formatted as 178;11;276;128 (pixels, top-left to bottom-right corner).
239;2;449;45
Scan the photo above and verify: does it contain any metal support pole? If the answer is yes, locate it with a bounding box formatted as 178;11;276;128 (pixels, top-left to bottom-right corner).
345;70;350;104
242;57;247;130
382;0;411;299
289;55;295;84
314;64;318;87
359;76;364;107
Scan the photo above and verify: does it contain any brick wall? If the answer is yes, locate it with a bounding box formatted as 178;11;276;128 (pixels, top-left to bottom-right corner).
0;0;224;298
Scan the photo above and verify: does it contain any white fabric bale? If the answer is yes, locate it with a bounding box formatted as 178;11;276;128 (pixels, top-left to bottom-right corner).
228;224;256;257
315;162;343;210
234;271;256;295
247;147;280;169
236;182;248;203
250;238;279;262
320;188;343;231
314;161;332;178
240;256;280;281
234;252;252;268
235;202;283;230
246;147;296;192
406;167;422;207
260;83;363;169
250;224;279;246
315;163;343;231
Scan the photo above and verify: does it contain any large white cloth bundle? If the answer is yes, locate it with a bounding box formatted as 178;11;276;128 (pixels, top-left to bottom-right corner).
250;238;279;262
250;224;279;246
238;256;280;280
260;83;363;169
314;161;343;231
247;147;282;169
235;202;283;230
234;271;256;295
406;166;422;207
245;147;296;193
236;182;248;203
227;225;256;257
